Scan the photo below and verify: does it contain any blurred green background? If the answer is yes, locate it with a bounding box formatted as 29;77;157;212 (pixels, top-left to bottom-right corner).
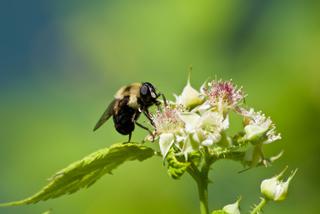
1;0;319;213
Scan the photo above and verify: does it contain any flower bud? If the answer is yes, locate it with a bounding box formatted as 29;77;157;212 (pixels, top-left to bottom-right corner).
222;198;241;214
175;76;203;109
260;167;298;201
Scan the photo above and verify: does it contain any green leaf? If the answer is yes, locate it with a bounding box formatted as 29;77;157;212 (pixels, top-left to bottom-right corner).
166;149;190;179
0;143;154;206
42;209;52;214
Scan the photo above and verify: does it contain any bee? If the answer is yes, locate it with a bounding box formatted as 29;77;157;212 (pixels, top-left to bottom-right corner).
93;82;164;142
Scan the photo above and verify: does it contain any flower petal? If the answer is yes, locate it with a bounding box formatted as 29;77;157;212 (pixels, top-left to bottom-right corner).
191;100;211;114
178;112;200;132
201;138;214;146
181;135;197;160
159;133;175;158
198;111;224;132
244;124;268;140
222;115;230;130
176;77;203;109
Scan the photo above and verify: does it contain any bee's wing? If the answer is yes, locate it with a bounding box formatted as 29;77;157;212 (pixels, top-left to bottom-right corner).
93;99;117;131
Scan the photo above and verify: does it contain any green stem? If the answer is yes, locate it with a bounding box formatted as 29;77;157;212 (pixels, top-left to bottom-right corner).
187;153;212;214
250;197;268;214
197;175;209;214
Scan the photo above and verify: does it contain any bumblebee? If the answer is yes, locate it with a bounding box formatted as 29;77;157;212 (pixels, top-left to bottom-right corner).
93;82;162;142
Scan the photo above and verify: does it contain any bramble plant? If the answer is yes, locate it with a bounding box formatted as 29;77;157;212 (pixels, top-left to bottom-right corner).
0;76;297;214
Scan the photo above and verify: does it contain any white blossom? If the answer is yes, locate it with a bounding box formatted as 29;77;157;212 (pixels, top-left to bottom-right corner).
242;108;281;144
152;107;184;134
178;111;228;146
152;107;184;158
202;79;244;113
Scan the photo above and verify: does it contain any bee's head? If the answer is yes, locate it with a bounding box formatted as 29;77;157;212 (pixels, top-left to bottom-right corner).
139;82;159;106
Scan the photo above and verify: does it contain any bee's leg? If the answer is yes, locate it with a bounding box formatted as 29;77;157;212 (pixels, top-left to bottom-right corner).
155;101;162;111
128;132;132;143
143;109;155;127
135;121;155;142
155;93;167;109
161;93;168;107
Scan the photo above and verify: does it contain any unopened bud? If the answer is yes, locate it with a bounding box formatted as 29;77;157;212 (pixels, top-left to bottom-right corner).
260;167;298;201
222;197;241;214
175;76;203;109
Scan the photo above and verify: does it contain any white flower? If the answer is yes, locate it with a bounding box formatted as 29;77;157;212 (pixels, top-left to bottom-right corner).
222;198;241;214
152;107;184;158
260;167;298;201
178;111;228;146
242;108;281;144
202;79;244;113
152;107;184;134
175;76;203;109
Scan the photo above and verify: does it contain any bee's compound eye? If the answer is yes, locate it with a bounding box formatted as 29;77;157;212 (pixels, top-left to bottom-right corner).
140;85;149;95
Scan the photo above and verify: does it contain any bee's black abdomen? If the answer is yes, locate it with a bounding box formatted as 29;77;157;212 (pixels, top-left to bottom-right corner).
114;121;135;135
113;104;136;135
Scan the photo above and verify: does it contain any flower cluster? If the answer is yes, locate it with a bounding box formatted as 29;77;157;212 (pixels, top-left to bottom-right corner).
151;77;281;161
